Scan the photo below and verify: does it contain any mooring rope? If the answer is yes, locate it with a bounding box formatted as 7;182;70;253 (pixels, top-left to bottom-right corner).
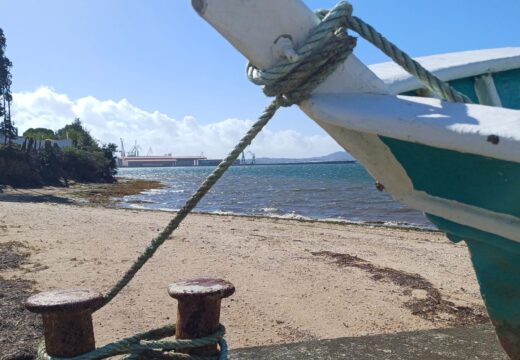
100;0;358;313
36;325;227;360
335;9;472;103
249;2;471;104
36;1;470;359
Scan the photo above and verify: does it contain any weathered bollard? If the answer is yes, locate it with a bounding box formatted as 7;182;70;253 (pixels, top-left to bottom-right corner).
168;278;235;356
25;288;103;357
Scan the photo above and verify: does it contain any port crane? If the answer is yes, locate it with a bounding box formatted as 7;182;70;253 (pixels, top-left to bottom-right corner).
120;138;126;159
128;140;142;157
240;151;256;165
247;151;256;165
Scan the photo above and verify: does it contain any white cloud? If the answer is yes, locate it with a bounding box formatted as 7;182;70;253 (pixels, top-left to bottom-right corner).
12;87;343;158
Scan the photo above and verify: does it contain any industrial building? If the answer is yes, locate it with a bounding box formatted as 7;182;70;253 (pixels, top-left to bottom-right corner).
117;139;240;167
118;155;239;167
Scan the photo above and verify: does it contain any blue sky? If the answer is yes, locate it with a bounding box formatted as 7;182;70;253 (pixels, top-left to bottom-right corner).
1;0;519;157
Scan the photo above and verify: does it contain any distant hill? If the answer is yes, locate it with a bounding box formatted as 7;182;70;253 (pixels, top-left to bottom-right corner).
255;151;355;164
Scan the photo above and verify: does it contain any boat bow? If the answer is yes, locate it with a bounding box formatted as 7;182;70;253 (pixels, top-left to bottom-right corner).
193;0;520;357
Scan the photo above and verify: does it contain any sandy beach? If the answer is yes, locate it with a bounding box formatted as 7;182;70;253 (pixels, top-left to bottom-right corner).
0;186;489;356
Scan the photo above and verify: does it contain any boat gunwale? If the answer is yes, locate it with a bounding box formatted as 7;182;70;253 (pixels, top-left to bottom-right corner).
369;47;520;94
303;92;520;164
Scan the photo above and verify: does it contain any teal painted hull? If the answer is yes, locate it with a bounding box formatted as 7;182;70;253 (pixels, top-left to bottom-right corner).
403;68;520;110
382;137;520;358
428;215;520;358
448;68;520;109
380;136;520;218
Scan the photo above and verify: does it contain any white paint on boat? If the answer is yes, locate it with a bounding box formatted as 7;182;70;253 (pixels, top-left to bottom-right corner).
369;48;520;94
197;0;388;95
302;93;520;163
405;191;520;243
194;0;318;69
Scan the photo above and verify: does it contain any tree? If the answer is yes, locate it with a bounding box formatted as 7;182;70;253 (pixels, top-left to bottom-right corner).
0;28;15;144
23;127;56;140
101;143;118;181
56;118;98;150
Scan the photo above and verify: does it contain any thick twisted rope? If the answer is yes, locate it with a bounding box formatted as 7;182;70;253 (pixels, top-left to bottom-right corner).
100;2;357;311
250;1;471;104
341;13;471;103
99;99;281;308
36;325;227;360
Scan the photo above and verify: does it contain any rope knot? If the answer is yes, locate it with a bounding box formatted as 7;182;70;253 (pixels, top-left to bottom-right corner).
247;0;471;104
246;1;357;106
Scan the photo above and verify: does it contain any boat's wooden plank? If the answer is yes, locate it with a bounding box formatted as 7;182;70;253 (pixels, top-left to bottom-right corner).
474;74;503;107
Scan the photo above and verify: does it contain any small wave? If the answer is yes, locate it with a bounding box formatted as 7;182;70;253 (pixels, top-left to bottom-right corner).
157;207;176;212
260;207;281;213
127;204;147;210
265;211;312;221
290;188;329;192
119;204;436;231
142;188;169;195
208;209;313;221
320;217;436;231
381;220;436;230
208;210;237;216
124;199;155;205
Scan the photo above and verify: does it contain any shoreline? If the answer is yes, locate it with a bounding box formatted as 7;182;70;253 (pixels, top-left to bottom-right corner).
1;177;437;232
122;206;440;233
0;179;486;357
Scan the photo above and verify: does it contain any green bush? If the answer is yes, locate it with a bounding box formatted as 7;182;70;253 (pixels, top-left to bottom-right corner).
62;146;116;183
0;142;117;187
0;146;43;187
1;119;118;187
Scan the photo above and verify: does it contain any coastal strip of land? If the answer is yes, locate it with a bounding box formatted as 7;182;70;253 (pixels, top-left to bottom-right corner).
0;180;489;358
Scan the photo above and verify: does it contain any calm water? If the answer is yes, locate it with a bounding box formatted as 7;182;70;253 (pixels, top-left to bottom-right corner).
118;163;433;228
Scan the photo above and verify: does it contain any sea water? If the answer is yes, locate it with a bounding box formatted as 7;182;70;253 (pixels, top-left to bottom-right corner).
118;163;433;229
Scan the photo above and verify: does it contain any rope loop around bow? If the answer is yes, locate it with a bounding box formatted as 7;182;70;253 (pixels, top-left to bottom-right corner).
246;1;357;106
247;1;471;104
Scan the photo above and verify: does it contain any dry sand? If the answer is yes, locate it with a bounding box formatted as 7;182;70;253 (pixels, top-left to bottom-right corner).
0;199;488;350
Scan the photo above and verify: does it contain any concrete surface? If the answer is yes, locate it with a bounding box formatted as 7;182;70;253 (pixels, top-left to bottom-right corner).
229;325;508;359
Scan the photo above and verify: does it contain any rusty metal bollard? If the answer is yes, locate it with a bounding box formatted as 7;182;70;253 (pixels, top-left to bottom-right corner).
25;288;103;357
168;278;235;356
